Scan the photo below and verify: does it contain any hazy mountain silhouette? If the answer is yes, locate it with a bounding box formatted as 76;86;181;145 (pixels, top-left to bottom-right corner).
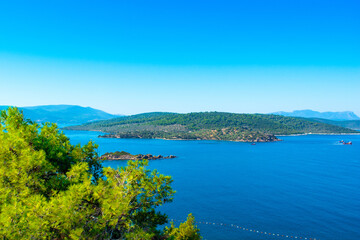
0;105;120;125
272;110;360;121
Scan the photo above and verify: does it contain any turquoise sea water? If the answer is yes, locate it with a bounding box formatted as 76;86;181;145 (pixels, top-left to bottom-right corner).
64;130;360;240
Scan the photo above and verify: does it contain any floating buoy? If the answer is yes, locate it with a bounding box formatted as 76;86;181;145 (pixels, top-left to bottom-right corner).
168;218;318;239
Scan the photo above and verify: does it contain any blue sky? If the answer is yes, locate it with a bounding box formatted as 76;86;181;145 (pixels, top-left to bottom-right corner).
0;0;359;115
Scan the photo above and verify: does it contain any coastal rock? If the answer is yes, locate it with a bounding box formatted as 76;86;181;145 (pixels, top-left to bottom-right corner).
100;151;177;161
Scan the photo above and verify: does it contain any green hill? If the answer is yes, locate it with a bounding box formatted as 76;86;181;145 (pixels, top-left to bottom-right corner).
65;112;357;142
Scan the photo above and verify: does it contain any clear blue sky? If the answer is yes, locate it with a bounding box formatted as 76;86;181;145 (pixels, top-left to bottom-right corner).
0;0;359;115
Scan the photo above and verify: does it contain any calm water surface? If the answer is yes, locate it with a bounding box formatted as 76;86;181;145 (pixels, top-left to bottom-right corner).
64;130;360;240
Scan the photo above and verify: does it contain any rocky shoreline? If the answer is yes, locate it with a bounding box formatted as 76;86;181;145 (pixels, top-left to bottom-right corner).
98;133;280;142
100;151;176;161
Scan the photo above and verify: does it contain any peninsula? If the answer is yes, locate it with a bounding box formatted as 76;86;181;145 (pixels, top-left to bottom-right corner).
65;112;357;142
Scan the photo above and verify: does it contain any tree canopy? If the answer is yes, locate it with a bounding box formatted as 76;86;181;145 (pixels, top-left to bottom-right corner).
0;107;201;239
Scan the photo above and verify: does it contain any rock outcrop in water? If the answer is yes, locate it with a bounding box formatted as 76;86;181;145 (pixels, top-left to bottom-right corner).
100;151;176;161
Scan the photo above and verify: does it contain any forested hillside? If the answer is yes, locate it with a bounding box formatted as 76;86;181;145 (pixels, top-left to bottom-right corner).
65;112;357;142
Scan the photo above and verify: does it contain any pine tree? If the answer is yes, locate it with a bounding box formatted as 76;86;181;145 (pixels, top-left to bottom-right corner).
0;107;201;239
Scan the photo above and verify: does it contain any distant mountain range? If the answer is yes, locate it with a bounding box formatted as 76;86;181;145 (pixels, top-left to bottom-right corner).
307;118;360;131
2;106;359;132
272;110;360;121
0;105;119;126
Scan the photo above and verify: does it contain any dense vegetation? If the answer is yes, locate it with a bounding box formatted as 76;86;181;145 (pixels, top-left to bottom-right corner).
65;112;357;142
0;108;201;239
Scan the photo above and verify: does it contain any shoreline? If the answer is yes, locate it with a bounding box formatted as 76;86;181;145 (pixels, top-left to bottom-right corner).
276;132;360;137
63;129;359;142
154;137;282;143
98;135;281;143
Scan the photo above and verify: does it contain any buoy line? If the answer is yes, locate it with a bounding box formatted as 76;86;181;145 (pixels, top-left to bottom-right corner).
169;219;318;240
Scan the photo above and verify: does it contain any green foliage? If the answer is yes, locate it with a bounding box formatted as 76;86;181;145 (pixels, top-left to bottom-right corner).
66;111;356;142
165;214;202;240
0;107;200;239
104;150;132;157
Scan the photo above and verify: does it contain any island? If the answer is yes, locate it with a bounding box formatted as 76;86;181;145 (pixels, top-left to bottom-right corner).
100;151;176;160
65;112;357;142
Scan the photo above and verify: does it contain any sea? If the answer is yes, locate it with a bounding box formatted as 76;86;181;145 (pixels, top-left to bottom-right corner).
64;130;360;240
